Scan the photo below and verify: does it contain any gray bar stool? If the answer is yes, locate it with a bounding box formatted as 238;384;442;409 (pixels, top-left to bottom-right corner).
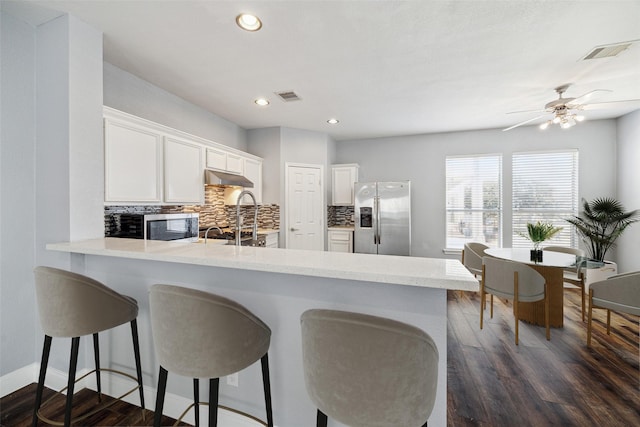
32;266;145;427
149;284;273;427
300;309;439;427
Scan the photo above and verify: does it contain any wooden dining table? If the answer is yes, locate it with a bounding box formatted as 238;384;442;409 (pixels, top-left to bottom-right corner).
485;248;578;327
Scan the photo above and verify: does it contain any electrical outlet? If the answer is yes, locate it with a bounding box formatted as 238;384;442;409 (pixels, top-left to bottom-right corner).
227;372;238;387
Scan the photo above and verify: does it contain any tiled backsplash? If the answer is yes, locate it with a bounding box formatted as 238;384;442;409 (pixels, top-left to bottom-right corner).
328;205;354;227
105;186;280;236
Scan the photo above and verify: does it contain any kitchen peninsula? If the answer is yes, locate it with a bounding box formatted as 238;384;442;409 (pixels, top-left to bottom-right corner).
47;238;477;427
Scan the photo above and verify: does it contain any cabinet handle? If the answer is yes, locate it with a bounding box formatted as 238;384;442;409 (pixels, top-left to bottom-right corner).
290;227;300;232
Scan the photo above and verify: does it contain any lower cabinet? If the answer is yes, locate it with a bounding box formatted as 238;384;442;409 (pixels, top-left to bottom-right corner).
328;230;353;253
265;233;279;248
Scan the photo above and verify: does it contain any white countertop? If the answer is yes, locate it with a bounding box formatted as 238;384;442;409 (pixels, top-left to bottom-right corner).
327;226;355;231
47;238;478;291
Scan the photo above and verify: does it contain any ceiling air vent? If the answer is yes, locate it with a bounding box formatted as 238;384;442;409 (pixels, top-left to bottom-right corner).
582;41;634;60
276;90;302;102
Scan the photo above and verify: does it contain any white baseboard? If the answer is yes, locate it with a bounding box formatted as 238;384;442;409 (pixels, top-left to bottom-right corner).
0;365;265;426
0;363;39;397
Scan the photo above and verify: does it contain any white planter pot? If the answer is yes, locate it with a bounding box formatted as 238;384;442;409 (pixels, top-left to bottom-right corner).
583;260;617;290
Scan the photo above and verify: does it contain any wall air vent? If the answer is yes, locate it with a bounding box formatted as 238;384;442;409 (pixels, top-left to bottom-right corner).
276;91;302;102
582;41;634;60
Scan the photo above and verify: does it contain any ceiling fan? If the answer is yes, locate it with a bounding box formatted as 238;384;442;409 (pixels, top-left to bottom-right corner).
502;84;639;132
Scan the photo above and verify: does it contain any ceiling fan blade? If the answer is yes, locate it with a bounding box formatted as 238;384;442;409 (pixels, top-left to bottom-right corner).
566;89;612;106
579;99;640;110
502;114;548;132
506;108;547;115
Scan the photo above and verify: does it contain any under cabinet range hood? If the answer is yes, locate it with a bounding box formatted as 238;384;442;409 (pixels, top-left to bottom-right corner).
204;169;253;188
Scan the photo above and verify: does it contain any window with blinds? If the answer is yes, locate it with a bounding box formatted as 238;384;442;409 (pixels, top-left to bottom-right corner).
512;150;579;248
446;154;502;249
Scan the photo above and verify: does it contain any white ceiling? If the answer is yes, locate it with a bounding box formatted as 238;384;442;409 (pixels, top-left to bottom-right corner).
4;0;640;141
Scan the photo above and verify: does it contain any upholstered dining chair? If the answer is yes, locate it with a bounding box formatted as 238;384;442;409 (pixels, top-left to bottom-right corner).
545;246;587;321
462;242;491;307
300;309;438;427
149;284;273;427
481;256;550;345
587;271;640;347
32;266;145;427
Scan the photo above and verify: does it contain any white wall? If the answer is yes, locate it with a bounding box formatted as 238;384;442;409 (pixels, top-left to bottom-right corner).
616;110;640;272
336;121;618;259
1;9;38;376
35;13;105;370
104;62;248;151
247;127;282;205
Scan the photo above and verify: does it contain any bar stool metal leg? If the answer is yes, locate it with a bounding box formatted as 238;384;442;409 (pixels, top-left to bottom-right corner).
260;354;274;427
32;335;52;427
193;378;200;427
316;410;328;427
130;319;145;410
153;366;168;427
93;333;102;402
64;337;81;427
209;378;219;427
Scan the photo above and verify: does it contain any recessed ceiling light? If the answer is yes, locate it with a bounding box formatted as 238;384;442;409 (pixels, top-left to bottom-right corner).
327;118;339;125
255;98;269;106
236;14;262;31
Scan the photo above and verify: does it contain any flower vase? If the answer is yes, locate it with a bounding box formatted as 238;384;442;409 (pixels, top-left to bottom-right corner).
530;248;543;262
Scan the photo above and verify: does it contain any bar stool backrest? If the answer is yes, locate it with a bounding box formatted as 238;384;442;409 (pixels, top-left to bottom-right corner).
34;266;138;337
301;309;438;427
149;284;271;379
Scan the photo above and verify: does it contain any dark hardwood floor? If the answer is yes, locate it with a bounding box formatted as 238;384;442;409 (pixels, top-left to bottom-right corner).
1;289;638;426
0;384;185;426
447;288;639;426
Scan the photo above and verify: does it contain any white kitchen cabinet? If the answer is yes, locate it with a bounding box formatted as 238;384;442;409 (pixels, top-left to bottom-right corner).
206;147;226;170
164;136;203;204
331;164;359;206
328;229;353;253
224;156;263;205
104;118;163;203
104;106;263;205
265;232;279;248
206;148;244;175
241;157;262;204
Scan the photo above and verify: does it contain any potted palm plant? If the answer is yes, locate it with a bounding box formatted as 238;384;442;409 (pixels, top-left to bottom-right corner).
521;221;563;261
566;197;639;283
566;197;639;262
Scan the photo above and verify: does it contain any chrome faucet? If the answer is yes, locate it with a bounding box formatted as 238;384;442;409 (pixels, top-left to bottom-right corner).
236;190;258;246
203;225;223;245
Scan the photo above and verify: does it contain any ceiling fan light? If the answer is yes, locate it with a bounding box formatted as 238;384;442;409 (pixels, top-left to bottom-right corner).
575;115;585;122
552;116;561;124
560;120;575;129
539;121;550;130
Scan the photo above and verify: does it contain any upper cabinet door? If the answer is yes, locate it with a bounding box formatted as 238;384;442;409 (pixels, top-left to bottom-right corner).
164;136;203;204
206;148;227;170
331;164;359;206
104;118;163;203
226;153;244;175
242;157;262;204
206;148;244;175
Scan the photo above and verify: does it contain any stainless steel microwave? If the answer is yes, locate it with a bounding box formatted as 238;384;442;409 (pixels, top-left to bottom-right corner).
114;213;199;242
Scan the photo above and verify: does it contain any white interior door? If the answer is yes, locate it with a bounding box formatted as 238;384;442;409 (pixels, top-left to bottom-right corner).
286;164;324;250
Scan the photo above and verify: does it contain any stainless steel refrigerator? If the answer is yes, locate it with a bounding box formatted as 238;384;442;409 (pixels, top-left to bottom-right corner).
354;181;411;255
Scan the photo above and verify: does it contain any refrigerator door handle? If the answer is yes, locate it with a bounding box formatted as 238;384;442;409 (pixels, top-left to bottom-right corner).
372;196;377;244
375;195;381;245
